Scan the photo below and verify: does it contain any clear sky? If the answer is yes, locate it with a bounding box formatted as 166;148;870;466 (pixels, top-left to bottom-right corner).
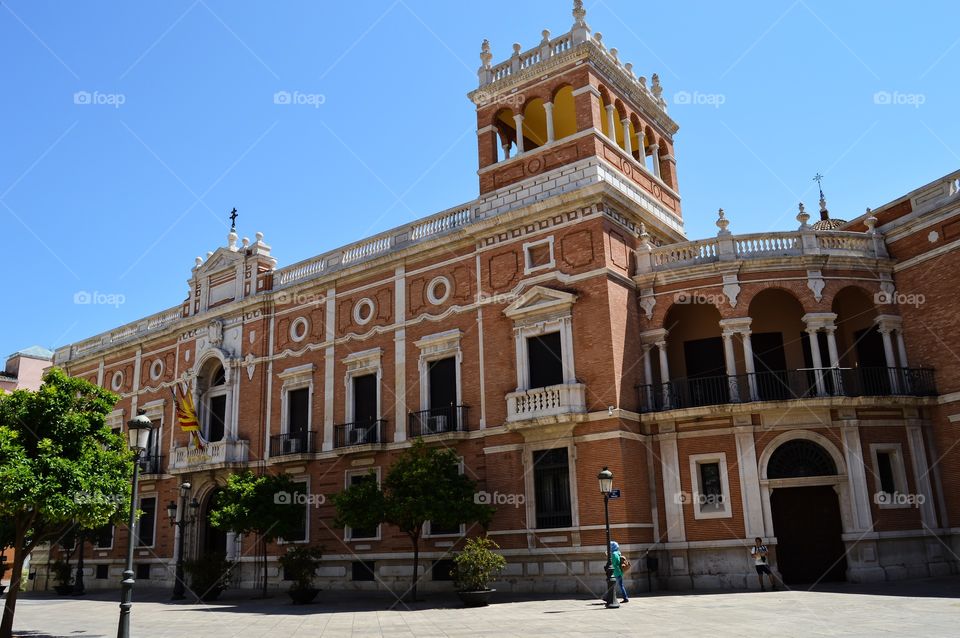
2;0;958;358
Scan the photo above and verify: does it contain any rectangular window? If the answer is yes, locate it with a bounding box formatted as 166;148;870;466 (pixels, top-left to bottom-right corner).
877;451;896;494
528;332;563;389
352;560;376;582
287;387;310;435
698;462;724;514
428;520;462;536
94;524;114;549
283;481;308;543
136;497;156;547
95;564;109;580
689;453;732;519
136;563;151;580
523;236;555;274
207;394;226;442
353;374;378;424
432;559;455;581
533;448;572;529
428;357;456;411
348;474;378;540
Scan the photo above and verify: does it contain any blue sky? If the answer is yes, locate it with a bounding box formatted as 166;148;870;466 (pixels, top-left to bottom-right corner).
2;0;958;358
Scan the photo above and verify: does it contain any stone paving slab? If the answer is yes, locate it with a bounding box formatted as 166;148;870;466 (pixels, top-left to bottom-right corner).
7;577;960;638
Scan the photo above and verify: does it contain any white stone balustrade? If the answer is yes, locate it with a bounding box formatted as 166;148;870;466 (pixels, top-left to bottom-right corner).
171;439;249;471
506;383;587;422
637;229;889;274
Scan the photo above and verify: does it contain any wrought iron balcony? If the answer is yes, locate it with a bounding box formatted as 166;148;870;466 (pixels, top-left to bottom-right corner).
408;405;469;438
269;430;317;457
334;420;385;448
639;367;937;412
138;454;164;475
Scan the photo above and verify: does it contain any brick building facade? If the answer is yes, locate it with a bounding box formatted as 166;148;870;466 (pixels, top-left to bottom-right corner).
33;2;960;593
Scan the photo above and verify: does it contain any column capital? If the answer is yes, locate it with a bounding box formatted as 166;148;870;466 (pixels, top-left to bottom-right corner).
542;100;554;108
801;312;837;330
640;328;669;344
874;314;903;332
605;103;616;113
649;143;660;151
719;317;753;334
513;113;525;123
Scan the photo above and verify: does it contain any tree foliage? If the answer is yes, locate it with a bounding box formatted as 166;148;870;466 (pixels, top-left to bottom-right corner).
0;368;128;638
334;439;494;600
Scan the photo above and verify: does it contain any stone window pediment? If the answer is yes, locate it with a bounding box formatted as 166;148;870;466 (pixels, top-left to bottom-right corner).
503;286;577;323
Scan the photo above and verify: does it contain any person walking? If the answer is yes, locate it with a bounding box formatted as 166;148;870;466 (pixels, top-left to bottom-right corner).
751;537;777;591
610;541;629;603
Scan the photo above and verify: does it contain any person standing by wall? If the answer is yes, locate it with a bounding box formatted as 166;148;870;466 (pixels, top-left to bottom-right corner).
751;537;777;591
610;541;629;602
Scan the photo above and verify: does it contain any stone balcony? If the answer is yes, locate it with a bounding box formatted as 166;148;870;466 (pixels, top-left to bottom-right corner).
636;213;889;275
171;439;249;471
506;383;587;422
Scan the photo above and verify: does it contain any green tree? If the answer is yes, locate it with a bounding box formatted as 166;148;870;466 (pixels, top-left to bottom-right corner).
0;369;129;638
333;439;494;601
208;470;308;598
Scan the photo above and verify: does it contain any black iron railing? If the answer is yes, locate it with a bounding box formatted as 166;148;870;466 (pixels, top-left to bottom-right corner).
270;430;316;457
408;405;469;437
639;367;937;413
139;454;164;475
334;420;384;448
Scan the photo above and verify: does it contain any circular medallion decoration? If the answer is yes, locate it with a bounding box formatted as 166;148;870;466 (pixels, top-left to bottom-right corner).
653;184;663;199
426;276;451;306
353;298;375;325
289;316;310;342
149;359;164;381
621;160;632;179
110;370;124;391
526;157;543;174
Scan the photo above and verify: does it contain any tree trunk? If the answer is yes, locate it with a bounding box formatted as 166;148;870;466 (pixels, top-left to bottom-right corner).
260;535;268;599
0;524;28;638
409;534;419;602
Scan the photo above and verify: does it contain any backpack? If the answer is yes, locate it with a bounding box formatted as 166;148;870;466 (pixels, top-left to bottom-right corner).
620;555;631;572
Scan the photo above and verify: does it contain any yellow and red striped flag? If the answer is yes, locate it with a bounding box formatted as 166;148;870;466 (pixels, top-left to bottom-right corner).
171;383;206;450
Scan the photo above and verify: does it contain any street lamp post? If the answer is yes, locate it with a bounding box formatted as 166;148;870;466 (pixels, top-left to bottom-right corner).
598;467;619;609
167;483;199;600
117;409;154;638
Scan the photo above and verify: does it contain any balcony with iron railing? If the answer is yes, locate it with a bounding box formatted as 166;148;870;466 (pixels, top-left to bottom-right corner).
408;406;469;438
138;454;165;475
270;430;317;457
334;420;385;448
639;367;937;413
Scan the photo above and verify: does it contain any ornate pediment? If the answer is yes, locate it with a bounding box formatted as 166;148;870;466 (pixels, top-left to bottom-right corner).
503;285;578;321
195;247;244;277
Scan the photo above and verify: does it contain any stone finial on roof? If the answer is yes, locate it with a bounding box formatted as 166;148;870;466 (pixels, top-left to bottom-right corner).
651;74;663;99
797;202;810;229
593;32;604;49
195;256;203;268
573;0;587;26
228;229;238;251
716;208;731;236
480;39;492;68
242;237;250;249
865;208;879;233
541;29;551;45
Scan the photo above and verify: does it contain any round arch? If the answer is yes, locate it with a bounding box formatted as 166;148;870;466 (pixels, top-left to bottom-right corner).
758;430;847;480
552;85;577;139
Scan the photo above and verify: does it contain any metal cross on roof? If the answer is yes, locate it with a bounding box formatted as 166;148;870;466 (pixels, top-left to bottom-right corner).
812;173;825;200
229;207;238;230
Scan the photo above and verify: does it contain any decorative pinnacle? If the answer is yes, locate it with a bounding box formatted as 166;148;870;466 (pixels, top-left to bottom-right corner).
716;208;731;235
797;202;810;228
651;74;663;99
541;29;551;44
480;39;492;67
573;0;587;26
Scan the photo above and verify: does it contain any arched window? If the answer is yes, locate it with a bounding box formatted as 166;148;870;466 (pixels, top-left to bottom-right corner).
767;439;837;479
494;108;517;162
522;98;548;151
552;85;576;140
199;360;228;443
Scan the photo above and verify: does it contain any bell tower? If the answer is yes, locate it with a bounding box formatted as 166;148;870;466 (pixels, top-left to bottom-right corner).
469;1;681;220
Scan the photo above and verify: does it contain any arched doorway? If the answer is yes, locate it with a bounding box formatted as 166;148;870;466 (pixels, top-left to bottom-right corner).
767;439;847;585
200;488;228;556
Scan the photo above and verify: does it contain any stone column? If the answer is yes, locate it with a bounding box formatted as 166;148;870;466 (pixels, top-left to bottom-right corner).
895;330;909;367
741;330;758;401
605;104;618;144
877;326;900;392
543;101;555;143
512;114;525;154
906;425;938;529
637;129;647;166
621;117;632;155
659;430;685;542
734;427;765;539
642;343;655;409
657;340;671;409
721;330;740;402
501;141;511;160
842;425;875;532
806;328;826;396
825;325;843;394
649;143;661;178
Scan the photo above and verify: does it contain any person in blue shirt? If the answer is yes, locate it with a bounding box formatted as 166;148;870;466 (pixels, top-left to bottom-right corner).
610;541;629;602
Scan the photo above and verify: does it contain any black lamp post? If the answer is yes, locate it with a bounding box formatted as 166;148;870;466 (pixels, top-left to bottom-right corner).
117;409;154;638
167;483;199;600
598;466;619;609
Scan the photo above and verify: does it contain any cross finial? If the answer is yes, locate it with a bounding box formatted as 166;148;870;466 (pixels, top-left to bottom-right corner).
812;173;825;200
229;207;238;230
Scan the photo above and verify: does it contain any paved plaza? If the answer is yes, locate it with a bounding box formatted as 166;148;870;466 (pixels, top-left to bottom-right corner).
6;577;960;637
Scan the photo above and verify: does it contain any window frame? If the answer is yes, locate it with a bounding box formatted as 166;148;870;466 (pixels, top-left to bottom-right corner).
278;476;310;544
278;364;315;437
525;442;578;530
869;443;911;509
136;495;158;548
425;458;466;538
414;330;463;413
342;348;382;425
688;452;733;520
344;467;381;541
522;236;556;275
